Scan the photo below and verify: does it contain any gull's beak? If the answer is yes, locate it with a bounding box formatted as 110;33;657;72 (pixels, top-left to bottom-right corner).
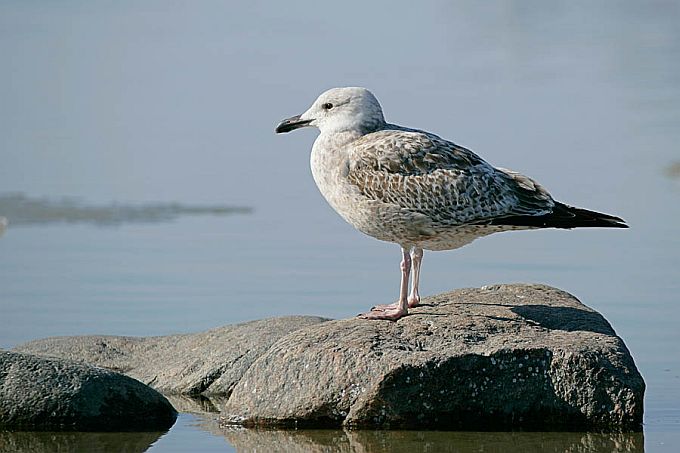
275;114;313;133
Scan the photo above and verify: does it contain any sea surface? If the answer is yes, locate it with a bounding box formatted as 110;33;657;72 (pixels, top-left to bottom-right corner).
1;1;679;451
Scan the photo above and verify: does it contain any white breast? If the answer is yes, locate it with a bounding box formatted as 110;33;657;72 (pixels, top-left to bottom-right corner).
310;133;435;246
310;134;356;220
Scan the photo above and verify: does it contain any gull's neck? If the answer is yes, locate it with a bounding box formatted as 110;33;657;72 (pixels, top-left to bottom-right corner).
316;129;363;149
317;121;387;148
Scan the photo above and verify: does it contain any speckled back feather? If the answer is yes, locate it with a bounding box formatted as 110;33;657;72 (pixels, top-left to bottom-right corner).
347;128;555;226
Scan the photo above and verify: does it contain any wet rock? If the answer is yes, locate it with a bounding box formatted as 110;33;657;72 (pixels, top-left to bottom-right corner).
0;351;176;431
219;284;643;431
15;316;329;396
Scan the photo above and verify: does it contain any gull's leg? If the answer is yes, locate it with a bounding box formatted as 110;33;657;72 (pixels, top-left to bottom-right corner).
408;247;423;308
372;246;423;311
360;247;410;320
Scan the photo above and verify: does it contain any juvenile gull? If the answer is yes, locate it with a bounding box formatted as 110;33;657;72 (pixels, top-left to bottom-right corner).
276;87;627;320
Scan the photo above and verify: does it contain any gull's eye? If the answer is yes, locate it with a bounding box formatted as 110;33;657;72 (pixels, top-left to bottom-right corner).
322;102;334;110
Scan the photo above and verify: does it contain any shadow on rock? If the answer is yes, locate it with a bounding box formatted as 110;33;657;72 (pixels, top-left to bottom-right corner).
163;394;228;415
510;305;616;335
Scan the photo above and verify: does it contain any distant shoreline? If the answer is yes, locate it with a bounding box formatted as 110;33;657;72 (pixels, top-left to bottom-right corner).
0;193;252;228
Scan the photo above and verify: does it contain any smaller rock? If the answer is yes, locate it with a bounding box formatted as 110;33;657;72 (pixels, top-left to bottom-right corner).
0;351;177;431
15;315;329;396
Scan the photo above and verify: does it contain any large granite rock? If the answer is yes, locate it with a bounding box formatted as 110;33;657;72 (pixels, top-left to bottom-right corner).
0;351;176;431
14;284;644;431
219;284;643;430
15;316;329;396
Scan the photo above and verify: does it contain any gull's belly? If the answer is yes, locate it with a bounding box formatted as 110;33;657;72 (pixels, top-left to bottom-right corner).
313;174;400;239
329;191;420;243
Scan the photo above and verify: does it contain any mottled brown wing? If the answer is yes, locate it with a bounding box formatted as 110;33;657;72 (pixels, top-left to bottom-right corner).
347;130;555;225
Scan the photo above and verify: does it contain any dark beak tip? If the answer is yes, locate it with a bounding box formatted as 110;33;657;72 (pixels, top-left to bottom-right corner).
275;123;292;134
275;114;312;134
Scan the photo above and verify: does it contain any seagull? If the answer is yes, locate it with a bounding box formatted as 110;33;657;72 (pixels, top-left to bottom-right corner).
275;87;627;321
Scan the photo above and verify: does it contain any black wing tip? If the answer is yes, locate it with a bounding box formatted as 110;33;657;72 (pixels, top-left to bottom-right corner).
604;219;629;229
482;203;630;229
562;204;629;229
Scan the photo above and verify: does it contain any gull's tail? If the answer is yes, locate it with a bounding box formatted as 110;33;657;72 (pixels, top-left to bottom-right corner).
487;202;629;229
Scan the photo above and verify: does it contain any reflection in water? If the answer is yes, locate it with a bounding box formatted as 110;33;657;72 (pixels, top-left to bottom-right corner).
0;430;165;453
213;426;644;453
0;418;648;453
0;193;251;227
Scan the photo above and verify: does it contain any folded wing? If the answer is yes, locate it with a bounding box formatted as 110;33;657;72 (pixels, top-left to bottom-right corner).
347;129;556;226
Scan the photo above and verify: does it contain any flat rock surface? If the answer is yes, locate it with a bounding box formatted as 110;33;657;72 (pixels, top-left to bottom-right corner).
15;316;329;396
0;351;177;431
15;284;644;431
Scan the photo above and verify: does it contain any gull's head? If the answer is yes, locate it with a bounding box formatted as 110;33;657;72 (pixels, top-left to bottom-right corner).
276;87;385;135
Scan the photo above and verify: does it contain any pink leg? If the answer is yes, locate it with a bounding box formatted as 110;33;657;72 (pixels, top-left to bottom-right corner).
359;247;410;320
408;247;423;308
372;247;423;311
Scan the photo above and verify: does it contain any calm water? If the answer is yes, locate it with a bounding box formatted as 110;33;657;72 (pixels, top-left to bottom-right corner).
0;413;656;452
1;1;679;451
